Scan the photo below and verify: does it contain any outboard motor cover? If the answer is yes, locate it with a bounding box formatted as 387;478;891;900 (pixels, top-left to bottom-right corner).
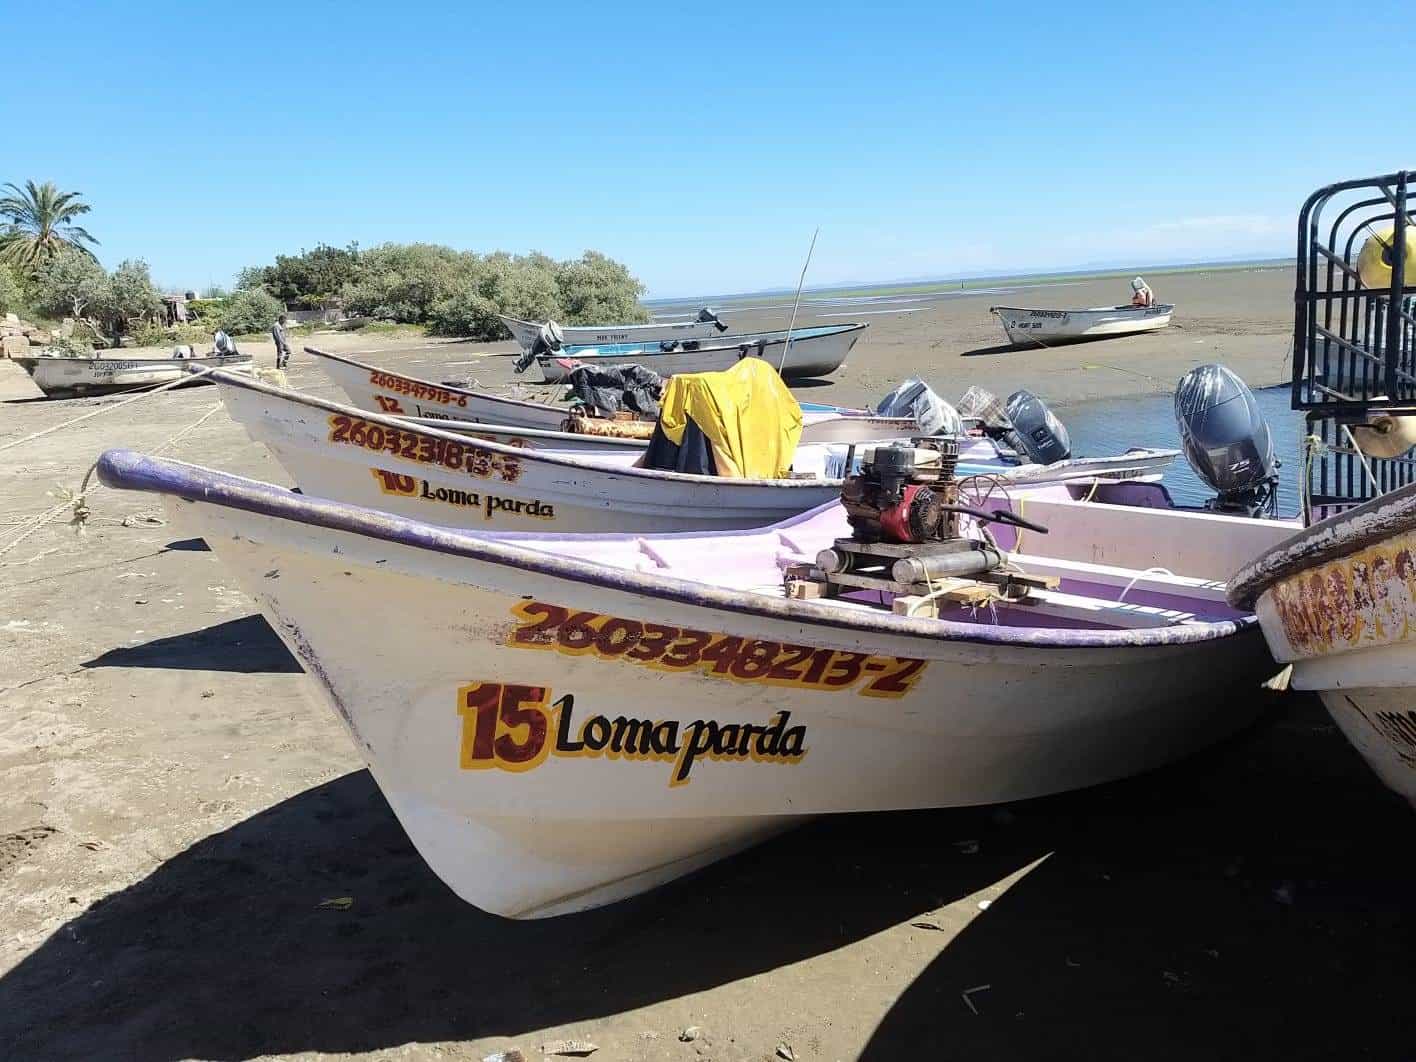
1174;364;1276;505
877;377;962;437
696;306;728;331
513;321;566;373
1004;390;1071;465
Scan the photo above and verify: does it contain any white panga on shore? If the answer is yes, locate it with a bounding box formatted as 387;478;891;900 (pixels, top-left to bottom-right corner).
530;323;867;382
96;449;1292;917
13;351;253;398
990;303;1174;345
499;308;728;351
211;369;1179;533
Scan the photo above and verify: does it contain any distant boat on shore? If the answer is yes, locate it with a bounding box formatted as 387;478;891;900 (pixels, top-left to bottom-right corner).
499;308;728;352
13;351;253;399
990;303;1174;346
532;323;868;383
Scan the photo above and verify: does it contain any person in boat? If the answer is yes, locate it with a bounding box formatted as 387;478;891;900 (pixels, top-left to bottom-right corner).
1130;276;1155;308
213;330;239;356
271;313;292;369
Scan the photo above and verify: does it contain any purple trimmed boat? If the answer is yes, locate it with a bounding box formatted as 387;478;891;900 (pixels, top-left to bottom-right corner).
96;445;1295;918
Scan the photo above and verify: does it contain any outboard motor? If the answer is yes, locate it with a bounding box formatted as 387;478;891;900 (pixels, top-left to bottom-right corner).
514;321;565;374
1003;390;1071;465
1174;364;1278;517
696;306;728;332
958;386;1070;465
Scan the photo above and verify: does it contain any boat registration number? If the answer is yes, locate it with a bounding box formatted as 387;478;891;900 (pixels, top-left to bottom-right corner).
327;415;522;483
507;600;927;698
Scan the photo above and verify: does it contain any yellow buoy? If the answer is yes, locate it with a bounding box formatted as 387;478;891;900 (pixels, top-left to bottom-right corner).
1351;413;1416;459
1357;223;1416;289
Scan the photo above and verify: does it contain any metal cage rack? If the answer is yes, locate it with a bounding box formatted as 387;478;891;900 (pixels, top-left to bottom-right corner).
1293;170;1416;515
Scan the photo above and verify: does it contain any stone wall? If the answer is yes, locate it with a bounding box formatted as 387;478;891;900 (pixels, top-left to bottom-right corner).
1;313;68;357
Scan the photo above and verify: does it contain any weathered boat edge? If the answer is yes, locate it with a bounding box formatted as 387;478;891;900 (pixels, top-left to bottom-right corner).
96;448;1255;651
1227;480;1416;609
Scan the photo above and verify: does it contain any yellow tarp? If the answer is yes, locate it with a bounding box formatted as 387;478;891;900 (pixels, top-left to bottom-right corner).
657;357;803;478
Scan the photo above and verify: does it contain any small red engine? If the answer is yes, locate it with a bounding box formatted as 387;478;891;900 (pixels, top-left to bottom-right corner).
841;439;961;544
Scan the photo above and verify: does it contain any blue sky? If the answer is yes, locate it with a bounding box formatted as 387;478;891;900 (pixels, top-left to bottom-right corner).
2;1;1401;297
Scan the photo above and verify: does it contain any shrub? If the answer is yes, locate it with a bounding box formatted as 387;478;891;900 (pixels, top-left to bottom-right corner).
104;259;163;335
0;264;24;315
213;287;283;335
238;241;648;340
28;252;161;342
45;336;96;357
241;242;361;308
555;251;648;324
340;243;467;323
30;249;107;322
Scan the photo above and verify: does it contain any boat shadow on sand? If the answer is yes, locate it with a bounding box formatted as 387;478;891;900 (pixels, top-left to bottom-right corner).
961;335;1153;358
1;695;1412;1059
80;615;303;674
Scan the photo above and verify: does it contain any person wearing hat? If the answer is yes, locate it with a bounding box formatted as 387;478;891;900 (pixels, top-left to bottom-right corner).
1130;276;1155;308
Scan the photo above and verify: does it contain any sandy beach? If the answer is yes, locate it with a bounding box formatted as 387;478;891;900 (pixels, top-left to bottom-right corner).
4;264;1413;1061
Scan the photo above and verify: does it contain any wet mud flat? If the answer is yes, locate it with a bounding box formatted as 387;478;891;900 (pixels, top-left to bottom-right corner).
3;294;1414;1060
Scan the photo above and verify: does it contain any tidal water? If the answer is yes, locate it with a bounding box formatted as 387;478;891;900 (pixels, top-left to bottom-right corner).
1057;385;1306;518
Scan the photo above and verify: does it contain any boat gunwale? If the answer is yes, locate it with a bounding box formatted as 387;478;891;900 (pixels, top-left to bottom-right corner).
544;321;868;358
96;448;1255;651
218;367;840;490
14;352;254;370
1228;480;1416;608
987;304;1176;316
305;346;563;418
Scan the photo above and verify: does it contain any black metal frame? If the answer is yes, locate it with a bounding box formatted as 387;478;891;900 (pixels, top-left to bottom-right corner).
1292;170;1416;515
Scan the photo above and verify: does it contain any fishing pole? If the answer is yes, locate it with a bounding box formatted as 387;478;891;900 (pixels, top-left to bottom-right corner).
779;227;820;373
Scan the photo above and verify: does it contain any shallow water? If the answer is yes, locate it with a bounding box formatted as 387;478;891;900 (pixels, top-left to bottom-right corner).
1058;385;1305;518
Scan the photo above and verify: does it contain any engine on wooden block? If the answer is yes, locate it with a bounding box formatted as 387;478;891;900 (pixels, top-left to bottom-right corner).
803;437;1053;609
840;438;962;544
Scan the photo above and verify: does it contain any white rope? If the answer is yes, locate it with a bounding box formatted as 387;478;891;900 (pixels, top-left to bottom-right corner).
1117;566;1176;603
1341;424;1381;497
0;365;217;455
0;402;222;562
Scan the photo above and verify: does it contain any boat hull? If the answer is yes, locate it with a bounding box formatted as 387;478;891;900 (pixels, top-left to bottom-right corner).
500;314;726;351
1245;528;1416;805
99;452;1275;918
1231;485;1416;807
217;374;841;532
992;304;1174;345
14;353;253;398
537;325;865;382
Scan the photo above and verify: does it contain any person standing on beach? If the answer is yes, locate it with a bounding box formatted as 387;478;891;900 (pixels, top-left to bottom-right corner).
272;313;292;369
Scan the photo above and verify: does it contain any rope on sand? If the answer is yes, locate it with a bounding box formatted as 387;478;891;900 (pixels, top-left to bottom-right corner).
0;402;223;563
0;365;219;456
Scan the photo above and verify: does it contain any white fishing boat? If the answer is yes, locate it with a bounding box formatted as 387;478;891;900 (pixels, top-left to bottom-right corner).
531;323;867;382
95;447;1293;917
308;346;919;446
13;351;253;399
990;303;1174;345
499;308;727;351
210;369;1178;533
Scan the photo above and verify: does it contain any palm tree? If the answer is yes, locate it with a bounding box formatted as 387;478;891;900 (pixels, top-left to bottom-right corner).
0;180;98;272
